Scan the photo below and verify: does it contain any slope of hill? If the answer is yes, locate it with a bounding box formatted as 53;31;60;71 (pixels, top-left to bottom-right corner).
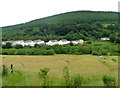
2;11;119;41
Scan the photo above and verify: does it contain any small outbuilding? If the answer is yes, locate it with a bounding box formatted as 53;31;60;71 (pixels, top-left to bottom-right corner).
100;37;110;41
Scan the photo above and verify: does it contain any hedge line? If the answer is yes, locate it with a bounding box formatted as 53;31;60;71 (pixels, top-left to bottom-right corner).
2;43;119;55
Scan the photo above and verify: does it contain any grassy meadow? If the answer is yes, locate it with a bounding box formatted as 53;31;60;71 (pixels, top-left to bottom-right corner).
2;55;118;86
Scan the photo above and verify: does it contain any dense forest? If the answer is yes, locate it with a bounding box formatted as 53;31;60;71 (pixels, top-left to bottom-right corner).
2;11;119;42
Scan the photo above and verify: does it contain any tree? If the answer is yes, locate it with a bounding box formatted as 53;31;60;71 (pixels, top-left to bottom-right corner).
34;44;40;48
39;67;50;86
3;42;12;49
69;41;74;46
96;22;103;28
110;33;120;43
14;44;23;49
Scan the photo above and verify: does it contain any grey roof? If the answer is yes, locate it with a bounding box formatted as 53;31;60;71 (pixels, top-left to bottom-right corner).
60;39;68;42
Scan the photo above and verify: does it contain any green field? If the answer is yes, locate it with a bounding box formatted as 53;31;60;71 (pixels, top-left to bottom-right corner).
2;55;118;86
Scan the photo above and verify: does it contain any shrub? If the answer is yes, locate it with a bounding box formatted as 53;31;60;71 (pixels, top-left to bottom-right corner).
39;67;50;86
14;44;23;49
72;74;86;86
92;51;99;55
112;58;117;62
2;42;12;49
2;49;8;55
102;60;106;64
78;46;91;54
100;49;108;55
41;50;55;55
102;75;116;86
7;49;16;55
39;67;50;78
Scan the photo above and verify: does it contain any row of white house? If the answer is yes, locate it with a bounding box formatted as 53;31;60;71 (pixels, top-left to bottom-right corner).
2;39;84;46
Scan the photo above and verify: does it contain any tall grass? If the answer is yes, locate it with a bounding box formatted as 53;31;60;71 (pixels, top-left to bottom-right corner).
2;68;118;86
3;70;25;86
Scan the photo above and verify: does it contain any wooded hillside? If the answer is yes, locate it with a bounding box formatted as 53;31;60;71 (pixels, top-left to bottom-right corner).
2;11;119;42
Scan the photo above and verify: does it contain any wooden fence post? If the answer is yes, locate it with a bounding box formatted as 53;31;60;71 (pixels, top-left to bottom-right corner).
10;64;13;73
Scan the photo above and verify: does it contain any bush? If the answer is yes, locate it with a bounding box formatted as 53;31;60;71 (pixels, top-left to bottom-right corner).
2;42;12;49
72;74;86;86
41;50;55;55
14;44;23;49
7;49;17;55
2;49;8;55
112;58;117;62
100;49;108;55
39;67;50;78
2;48;55;55
39;67;50;86
102;75;116;86
77;46;91;54
92;51;99;55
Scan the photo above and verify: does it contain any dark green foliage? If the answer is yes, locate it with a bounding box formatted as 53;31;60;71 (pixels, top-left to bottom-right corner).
34;44;40;48
69;41;74;46
91;42;118;56
107;24;118;30
2;43;12;49
41;49;55;55
102;75;116;86
14;44;23;49
2;65;8;76
92;51;99;55
96;22;104;28
110;32;120;43
2;48;55;55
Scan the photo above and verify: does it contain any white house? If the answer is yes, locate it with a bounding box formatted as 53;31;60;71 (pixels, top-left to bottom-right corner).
2;39;85;46
23;41;29;46
100;37;110;41
2;40;14;45
46;40;59;45
34;40;45;45
2;41;7;45
77;39;84;44
24;40;35;46
71;41;79;45
12;40;24;46
72;39;84;45
58;39;70;45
